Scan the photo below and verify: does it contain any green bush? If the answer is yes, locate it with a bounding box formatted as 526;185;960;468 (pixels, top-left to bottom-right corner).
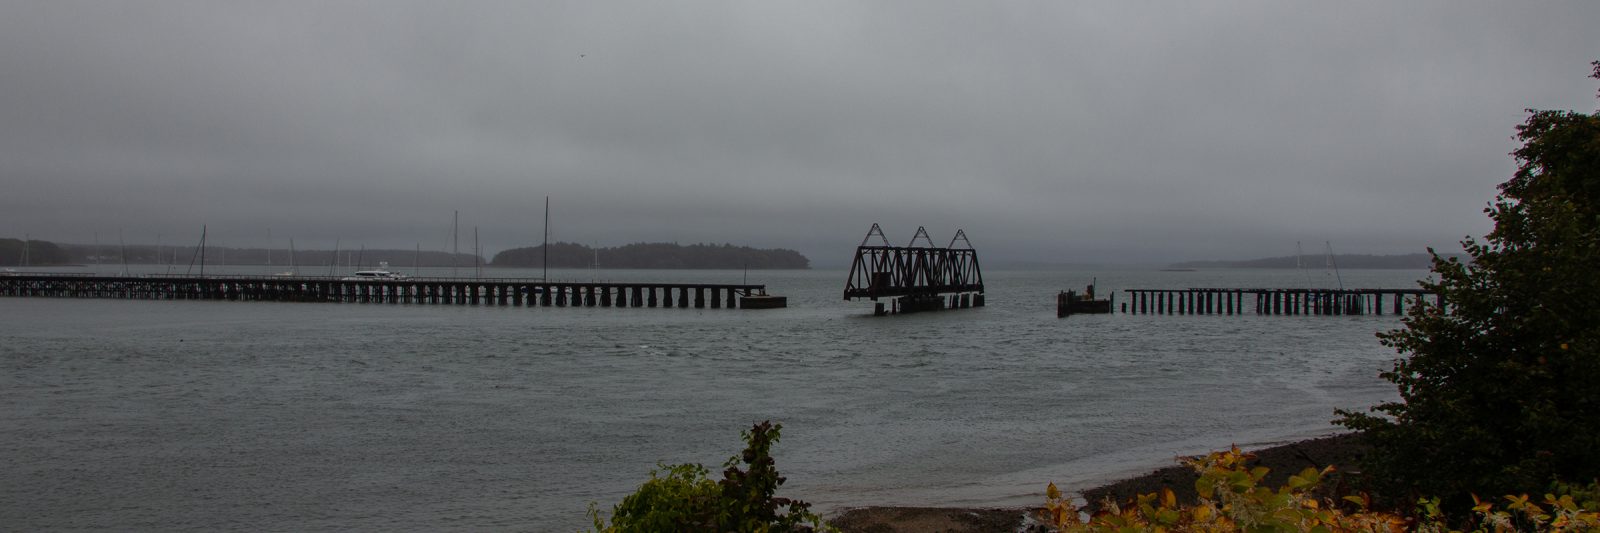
1336;62;1600;512
588;421;834;533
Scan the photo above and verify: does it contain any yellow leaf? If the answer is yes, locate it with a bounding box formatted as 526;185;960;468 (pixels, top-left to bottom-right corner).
1162;487;1176;508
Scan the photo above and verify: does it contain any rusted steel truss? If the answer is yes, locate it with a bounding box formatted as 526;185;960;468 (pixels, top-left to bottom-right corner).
843;224;984;300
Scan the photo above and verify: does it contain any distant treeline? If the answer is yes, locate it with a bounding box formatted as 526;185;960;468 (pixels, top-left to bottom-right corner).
51;242;483;268
1170;252;1469;270
1;238;72;266
491;242;810;269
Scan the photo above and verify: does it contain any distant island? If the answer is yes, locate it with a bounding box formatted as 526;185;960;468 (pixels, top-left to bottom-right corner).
491;242;809;270
1169;252;1467;270
1;238;72;266
5;237;809;270
49;242;481;268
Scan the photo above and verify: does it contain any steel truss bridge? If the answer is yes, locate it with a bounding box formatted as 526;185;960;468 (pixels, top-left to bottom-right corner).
843;224;984;314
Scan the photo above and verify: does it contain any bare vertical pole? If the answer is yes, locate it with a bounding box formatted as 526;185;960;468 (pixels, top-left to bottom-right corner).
474;226;481;278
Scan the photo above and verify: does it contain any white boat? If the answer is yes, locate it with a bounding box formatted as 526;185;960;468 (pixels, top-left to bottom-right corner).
342;261;406;281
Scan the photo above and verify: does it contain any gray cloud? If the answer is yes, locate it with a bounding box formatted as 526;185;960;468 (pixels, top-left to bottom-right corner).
3;1;1596;265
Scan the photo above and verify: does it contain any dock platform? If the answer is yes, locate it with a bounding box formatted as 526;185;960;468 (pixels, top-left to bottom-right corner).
0;274;771;309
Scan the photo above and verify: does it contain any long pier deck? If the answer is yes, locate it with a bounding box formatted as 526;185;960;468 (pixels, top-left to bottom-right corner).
0;274;769;309
1122;288;1438;316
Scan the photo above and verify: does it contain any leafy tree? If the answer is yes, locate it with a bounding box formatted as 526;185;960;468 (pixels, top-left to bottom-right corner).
589;421;832;532
1337;62;1600;510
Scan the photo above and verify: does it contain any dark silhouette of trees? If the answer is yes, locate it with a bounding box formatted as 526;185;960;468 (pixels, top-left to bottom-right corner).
491;242;809;269
0;238;71;266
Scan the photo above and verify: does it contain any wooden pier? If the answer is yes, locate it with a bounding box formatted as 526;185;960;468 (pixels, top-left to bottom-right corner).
0;274;773;310
1120;288;1439;316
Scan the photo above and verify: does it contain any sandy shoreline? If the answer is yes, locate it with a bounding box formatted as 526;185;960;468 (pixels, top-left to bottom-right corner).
828;433;1368;532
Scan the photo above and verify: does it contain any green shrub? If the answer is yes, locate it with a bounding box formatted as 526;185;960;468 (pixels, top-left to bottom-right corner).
588;421;834;533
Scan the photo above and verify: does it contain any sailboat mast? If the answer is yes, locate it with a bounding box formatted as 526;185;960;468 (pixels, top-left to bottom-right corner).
1297;241;1312;288
542;196;549;281
453;210;459;278
474;226;481;278
198;225;207;276
1326;241;1344;290
119;231;129;276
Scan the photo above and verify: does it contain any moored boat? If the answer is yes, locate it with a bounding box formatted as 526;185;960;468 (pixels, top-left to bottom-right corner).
342;261;406;281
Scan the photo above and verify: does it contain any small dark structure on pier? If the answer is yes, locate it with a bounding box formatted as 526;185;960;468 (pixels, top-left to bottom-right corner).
1057;281;1113;317
0;274;773;310
843;224;984;315
1120;288;1439;316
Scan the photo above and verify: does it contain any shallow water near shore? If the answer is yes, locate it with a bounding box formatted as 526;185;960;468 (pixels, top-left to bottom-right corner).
1;266;1414;530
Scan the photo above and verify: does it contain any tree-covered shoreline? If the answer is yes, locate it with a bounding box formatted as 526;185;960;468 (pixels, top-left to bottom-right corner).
491;242;809;270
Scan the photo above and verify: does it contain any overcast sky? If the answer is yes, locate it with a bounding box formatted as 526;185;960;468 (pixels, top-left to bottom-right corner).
3;2;1596;265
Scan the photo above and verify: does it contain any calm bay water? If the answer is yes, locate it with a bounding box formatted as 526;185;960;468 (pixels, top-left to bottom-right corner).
1;266;1421;531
